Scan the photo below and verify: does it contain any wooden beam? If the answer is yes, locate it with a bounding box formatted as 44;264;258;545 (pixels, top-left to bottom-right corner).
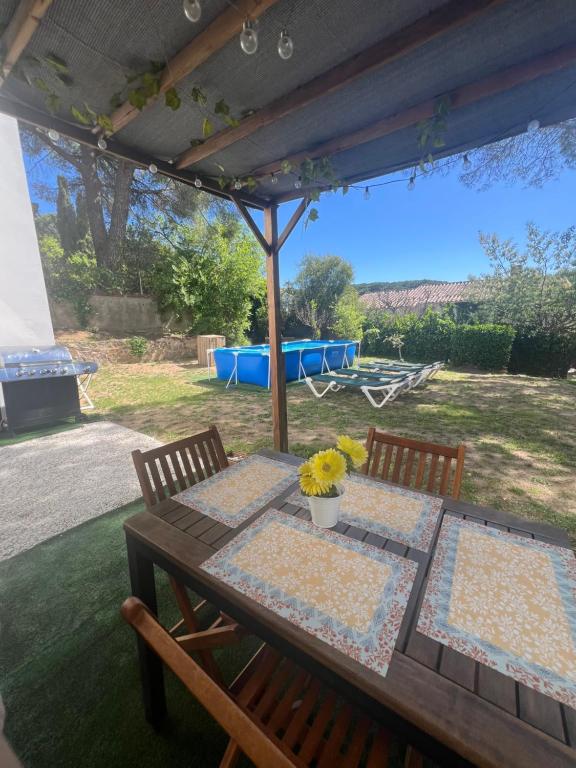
265;205;288;453
266;40;576;202
233;196;270;255
106;0;279;134
0;93;267;209
176;0;505;168
0;0;53;86
277;197;309;251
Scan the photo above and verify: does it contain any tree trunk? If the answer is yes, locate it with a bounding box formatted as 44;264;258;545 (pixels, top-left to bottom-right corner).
78;145;110;268
106;160;134;269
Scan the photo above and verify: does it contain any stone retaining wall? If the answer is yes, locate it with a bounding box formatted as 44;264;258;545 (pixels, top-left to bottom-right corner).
66;336;198;365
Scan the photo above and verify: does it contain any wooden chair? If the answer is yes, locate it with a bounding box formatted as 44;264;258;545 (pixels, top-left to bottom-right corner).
362;428;466;499
122;597;423;768
131;425;245;682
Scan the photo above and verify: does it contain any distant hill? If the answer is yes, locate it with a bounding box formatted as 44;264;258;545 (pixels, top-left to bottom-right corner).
354;279;443;296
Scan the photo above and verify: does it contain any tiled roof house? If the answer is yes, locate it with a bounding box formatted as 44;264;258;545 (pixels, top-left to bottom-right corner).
360;281;476;314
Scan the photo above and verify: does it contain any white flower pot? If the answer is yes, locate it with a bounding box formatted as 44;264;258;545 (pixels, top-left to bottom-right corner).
308;490;343;528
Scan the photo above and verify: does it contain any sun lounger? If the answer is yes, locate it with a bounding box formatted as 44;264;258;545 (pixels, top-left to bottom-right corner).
304;372;412;408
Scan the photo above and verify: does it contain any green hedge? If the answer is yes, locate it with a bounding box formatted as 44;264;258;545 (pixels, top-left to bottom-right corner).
509;331;576;378
451;324;515;370
362;309;454;362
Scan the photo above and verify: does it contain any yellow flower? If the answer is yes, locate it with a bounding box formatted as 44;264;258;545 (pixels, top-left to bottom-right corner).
309;449;346;486
336;435;368;468
299;460;330;496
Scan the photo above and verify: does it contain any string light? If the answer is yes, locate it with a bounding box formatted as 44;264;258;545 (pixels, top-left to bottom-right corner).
462;153;471;169
527;118;540;133
278;29;294;60
148;163;158;174
270;173;278;184
194;176;202;188
363;186;370;200
233;179;242;190
294;176;302;189
183;0;201;23
97;137;107;150
47;129;59;141
240;20;258;55
407;176;416;191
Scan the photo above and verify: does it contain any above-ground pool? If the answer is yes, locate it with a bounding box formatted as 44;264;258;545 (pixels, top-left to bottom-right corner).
213;340;358;387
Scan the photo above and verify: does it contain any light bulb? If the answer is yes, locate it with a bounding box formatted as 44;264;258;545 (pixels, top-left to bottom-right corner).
270;173;278;185
294;176;302;190
194;176;202;188
462;153;471;170
240;20;258;55
97;137;107;150
47;129;59;141
278;29;294;60
408;176;416;191
183;0;201;23
148;163;158;174
363;186;370;200
527;118;540;133
233;179;242;190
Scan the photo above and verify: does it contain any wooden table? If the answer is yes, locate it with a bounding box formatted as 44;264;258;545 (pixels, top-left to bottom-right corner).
124;450;576;768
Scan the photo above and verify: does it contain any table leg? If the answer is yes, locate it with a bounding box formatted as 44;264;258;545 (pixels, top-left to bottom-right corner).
126;535;167;726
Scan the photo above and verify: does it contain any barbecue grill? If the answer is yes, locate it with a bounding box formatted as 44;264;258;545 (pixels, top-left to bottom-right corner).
0;346;98;432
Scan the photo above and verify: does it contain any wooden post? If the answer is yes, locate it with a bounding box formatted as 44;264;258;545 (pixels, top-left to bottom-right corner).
264;205;288;453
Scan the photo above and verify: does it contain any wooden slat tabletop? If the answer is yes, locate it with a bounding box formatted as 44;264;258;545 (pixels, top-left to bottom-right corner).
124;449;575;768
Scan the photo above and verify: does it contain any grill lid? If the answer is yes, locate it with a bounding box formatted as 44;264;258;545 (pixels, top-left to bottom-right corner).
0;346;74;367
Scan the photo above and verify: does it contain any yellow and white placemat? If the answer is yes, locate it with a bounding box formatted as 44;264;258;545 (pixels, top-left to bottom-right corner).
286;473;442;551
417;516;576;707
174;454;298;527
202;509;418;677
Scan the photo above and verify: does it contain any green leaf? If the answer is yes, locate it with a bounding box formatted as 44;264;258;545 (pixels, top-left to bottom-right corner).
189;138;204;147
244;176;257;192
341;184;349;195
128;89;147;110
202;118;214;138
223;115;240;128
149;60;165;74
70;105;91;125
309;189;321;202
305;207;319;229
44;53;68;74
217;175;229;189
97;113;114;133
46;93;60;115
32;77;51;93
432;136;446;148
214;99;230;116
164;87;181;111
214;162;226;173
191;86;207;106
109;92;123;110
280;160;292;175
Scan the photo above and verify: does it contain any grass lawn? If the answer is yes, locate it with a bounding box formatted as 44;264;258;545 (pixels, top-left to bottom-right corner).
89;361;576;542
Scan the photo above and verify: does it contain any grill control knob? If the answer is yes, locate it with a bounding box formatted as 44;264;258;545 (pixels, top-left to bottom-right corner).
84;366;91;374
61;367;68;374
51;368;58;375
28;370;35;376
16;370;24;377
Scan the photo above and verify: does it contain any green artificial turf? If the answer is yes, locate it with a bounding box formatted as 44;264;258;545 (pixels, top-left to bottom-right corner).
0;499;260;768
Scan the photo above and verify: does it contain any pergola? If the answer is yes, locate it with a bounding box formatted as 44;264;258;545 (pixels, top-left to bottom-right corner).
2;0;576;451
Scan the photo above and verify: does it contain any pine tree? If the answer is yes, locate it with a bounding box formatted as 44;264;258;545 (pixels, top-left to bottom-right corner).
56;175;78;254
75;190;89;243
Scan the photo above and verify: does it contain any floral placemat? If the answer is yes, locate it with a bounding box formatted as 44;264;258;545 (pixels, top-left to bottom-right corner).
201;509;418;677
417;516;576;708
285;474;442;551
173;455;298;528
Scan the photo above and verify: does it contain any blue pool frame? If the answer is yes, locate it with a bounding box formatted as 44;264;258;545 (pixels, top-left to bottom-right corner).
212;340;359;388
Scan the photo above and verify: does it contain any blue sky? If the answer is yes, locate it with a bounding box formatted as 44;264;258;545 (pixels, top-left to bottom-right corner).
271;165;576;284
24;148;576;286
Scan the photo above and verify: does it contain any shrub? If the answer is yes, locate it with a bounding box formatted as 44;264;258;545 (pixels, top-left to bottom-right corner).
451;324;515;370
362;308;454;362
128;336;148;358
362;327;380;354
509;331;576;378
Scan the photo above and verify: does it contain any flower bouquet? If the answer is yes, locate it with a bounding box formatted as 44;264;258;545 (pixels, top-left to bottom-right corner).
298;435;367;527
